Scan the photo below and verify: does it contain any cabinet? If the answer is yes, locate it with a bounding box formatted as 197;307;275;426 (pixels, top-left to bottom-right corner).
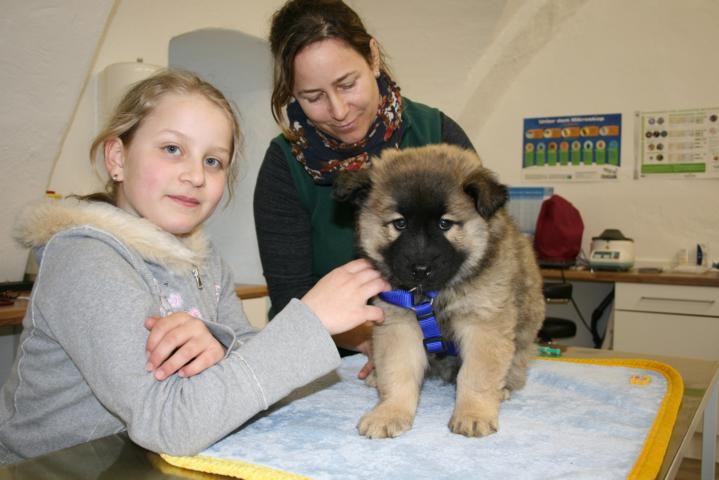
613;282;719;360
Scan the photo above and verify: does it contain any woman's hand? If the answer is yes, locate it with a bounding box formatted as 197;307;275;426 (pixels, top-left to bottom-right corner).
301;258;389;335
145;312;225;381
355;339;375;380
332;323;375;379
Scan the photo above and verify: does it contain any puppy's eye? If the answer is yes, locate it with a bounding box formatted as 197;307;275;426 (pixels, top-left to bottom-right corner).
438;218;454;231
391;218;407;231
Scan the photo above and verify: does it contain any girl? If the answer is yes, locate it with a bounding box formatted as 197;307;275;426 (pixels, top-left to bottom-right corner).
254;0;475;377
0;69;388;464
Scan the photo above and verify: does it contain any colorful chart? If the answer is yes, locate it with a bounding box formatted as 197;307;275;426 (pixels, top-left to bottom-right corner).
523;113;622;182
636;107;719;179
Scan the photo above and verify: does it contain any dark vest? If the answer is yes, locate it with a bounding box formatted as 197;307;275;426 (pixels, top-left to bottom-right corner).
272;98;443;280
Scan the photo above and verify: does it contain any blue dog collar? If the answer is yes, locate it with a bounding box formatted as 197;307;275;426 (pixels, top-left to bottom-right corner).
378;289;458;356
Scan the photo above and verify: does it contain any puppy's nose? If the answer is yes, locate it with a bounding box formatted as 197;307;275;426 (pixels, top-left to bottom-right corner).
411;264;431;280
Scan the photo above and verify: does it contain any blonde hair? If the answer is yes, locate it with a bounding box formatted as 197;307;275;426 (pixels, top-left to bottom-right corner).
86;69;242;204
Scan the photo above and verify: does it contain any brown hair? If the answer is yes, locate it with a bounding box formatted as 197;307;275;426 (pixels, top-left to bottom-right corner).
85;69;242;205
269;0;392;136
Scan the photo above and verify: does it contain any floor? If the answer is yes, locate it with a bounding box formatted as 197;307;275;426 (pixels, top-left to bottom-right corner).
676;458;719;480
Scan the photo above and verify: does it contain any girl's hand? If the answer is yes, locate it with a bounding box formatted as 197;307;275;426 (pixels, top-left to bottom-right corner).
144;312;225;381
301;258;390;335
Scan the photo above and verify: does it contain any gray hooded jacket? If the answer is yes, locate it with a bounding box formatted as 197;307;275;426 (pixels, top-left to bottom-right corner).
0;199;340;464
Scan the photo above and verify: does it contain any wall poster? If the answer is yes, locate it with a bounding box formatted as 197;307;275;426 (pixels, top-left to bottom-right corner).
635;107;719;179
522;113;622;182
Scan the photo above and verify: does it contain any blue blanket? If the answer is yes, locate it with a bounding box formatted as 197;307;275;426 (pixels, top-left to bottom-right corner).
162;354;681;480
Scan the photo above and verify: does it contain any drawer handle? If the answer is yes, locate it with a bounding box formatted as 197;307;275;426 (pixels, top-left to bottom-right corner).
639;296;716;305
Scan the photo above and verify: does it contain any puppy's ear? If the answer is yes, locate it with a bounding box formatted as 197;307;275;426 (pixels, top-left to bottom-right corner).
463;169;508;219
332;169;373;207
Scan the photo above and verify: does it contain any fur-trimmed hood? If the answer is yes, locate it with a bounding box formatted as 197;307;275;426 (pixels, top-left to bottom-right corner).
15;199;209;275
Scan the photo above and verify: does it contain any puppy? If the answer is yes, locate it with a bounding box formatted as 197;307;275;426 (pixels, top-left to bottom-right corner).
333;144;545;439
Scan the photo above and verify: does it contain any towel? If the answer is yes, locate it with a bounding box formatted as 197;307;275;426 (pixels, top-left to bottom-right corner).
161;355;682;480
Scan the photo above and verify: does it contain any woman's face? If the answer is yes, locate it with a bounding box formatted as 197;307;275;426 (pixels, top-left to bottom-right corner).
292;38;381;144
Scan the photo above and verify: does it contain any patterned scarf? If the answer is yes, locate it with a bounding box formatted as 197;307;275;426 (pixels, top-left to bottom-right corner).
286;73;404;185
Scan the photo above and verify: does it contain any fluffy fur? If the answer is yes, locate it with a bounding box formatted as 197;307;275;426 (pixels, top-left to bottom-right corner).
334;144;545;439
14;199;209;275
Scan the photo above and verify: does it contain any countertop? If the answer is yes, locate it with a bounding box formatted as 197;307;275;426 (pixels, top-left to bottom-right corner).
5;268;718;328
0;284;269;328
541;267;719;287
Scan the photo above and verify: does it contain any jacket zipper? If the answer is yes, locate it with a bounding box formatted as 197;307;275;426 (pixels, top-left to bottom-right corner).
192;266;203;290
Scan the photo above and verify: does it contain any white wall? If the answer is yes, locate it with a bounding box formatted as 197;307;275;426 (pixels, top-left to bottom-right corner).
349;0;512;118
169;29;278;283
0;0;114;283
470;0;719;265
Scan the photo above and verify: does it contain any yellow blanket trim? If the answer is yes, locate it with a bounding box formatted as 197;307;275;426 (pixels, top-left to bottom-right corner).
148;452;228;480
539;357;684;480
161;357;683;480
159;452;311;480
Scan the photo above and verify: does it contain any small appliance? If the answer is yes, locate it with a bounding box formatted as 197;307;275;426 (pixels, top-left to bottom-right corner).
589;229;635;271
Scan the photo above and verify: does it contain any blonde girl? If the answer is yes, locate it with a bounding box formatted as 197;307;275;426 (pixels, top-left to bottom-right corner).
0;69;387;464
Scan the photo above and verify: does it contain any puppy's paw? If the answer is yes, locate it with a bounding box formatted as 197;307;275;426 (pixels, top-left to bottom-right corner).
357;406;413;439
448;408;499;437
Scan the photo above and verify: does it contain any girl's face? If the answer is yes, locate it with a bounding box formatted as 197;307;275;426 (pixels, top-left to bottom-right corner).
292;38;381;144
105;92;232;236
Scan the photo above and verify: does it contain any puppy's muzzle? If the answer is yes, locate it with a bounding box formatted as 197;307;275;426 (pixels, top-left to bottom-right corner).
411;264;431;281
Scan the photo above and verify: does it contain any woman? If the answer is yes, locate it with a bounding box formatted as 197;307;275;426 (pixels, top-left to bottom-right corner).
254;0;474;374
